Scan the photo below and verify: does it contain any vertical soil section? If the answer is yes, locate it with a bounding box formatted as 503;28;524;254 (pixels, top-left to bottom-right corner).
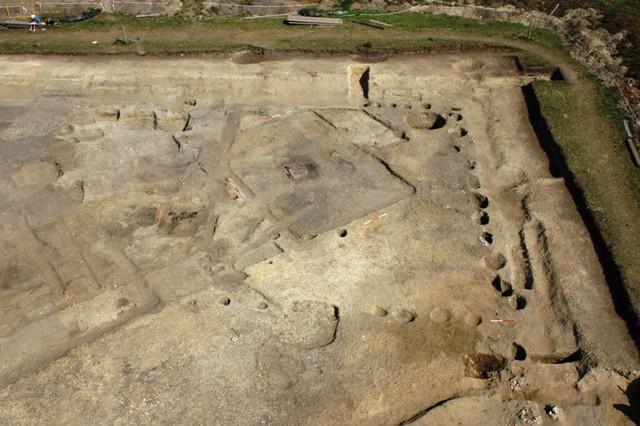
359;67;370;99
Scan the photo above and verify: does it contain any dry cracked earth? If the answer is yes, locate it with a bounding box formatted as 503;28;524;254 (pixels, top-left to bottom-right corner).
0;52;638;425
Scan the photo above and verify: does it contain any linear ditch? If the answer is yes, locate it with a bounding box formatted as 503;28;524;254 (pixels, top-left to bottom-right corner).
521;82;640;347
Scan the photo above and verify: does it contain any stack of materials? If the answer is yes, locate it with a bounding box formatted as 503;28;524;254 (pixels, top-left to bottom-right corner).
285;15;343;26
0;20;46;29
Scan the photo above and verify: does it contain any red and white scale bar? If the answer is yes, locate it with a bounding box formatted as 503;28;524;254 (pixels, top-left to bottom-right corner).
357;213;388;229
490;319;517;324
262;110;293;121
225;178;246;199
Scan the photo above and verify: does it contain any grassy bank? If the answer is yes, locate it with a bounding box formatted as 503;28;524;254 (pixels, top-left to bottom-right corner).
0;12;561;54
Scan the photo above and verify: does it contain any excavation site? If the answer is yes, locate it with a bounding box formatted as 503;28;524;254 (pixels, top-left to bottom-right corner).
0;52;638;425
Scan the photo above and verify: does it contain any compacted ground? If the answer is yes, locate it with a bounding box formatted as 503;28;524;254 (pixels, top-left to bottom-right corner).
0;52;638;425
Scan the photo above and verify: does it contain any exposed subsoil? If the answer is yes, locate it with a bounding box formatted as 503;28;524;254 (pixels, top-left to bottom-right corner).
0;52;638;425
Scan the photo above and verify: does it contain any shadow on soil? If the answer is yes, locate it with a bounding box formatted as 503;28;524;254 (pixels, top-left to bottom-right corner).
614;378;640;424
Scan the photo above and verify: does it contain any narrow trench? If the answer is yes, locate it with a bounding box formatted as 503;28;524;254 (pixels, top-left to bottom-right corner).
521;83;640;347
513;56;566;81
375;155;417;194
359;67;370;99
550;68;566;81
396;396;457;425
518;228;535;290
532;348;583;365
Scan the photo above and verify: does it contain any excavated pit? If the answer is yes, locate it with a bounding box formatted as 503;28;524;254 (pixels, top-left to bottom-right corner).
0;53;638;425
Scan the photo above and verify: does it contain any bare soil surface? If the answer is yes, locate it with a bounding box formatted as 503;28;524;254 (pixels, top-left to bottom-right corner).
0;53;638;425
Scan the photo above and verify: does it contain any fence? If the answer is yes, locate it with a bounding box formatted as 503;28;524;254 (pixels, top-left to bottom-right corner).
0;0;177;17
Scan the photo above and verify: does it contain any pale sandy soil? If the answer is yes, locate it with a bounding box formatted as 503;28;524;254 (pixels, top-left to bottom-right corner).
0;52;637;425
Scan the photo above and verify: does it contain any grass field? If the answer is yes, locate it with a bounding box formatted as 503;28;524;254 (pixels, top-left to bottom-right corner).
2;10;640;328
0;12;563;54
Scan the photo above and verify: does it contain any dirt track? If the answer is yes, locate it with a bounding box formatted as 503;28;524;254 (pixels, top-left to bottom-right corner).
0;52;638;425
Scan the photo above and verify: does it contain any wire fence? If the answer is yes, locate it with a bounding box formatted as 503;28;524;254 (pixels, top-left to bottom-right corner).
200;2;313;8
0;0;177;15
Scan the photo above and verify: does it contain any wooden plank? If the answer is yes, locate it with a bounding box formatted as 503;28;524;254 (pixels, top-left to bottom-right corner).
244;13;288;20
285;15;342;26
285;17;342;24
1;20;46;28
626;138;640;167
369;19;393;28
623;119;633;138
